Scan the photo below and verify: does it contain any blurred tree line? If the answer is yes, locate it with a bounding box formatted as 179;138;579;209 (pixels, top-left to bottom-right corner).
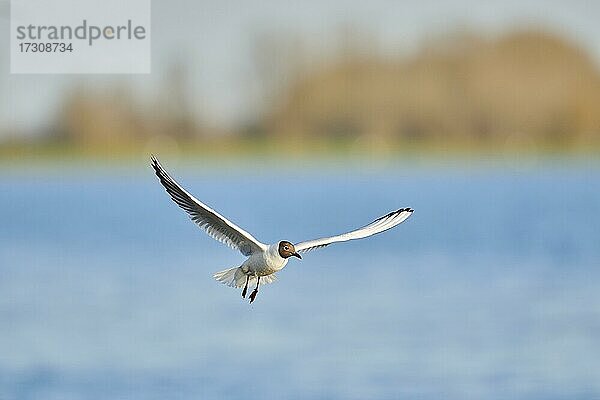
262;29;600;151
4;27;600;155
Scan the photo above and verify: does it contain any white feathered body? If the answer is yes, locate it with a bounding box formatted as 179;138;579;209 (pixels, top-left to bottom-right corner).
244;244;288;275
213;243;287;288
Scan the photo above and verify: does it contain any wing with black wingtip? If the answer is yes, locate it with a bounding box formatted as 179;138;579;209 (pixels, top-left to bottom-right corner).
294;208;414;253
151;156;267;256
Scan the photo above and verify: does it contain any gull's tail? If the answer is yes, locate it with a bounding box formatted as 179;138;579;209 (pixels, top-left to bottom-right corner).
213;267;247;288
213;267;277;288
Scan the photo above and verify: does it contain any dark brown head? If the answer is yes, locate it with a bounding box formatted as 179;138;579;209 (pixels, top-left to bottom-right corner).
278;241;302;259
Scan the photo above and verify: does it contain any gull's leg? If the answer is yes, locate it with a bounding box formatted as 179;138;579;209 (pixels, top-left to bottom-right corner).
241;275;250;298
249;276;260;304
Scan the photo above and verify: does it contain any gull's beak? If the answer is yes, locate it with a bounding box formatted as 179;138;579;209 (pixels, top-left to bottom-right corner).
292;252;302;259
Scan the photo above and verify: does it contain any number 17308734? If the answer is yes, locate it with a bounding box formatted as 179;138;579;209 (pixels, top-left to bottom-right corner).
19;42;73;52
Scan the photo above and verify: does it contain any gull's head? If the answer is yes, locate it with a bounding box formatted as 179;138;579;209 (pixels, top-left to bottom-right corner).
278;241;301;259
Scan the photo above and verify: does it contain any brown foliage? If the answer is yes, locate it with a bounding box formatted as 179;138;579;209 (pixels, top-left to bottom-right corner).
265;30;600;149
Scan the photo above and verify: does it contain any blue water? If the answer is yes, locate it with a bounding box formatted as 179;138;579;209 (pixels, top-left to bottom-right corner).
1;162;599;399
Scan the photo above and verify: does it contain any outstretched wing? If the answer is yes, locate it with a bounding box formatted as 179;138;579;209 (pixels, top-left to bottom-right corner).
151;156;267;256
294;208;413;253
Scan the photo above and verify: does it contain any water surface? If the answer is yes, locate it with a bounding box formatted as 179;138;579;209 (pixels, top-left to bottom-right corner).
1;163;599;399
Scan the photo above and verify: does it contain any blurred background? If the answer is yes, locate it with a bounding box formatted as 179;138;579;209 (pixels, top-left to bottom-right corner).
1;1;600;399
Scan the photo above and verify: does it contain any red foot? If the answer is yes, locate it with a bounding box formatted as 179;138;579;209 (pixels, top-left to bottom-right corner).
249;289;259;303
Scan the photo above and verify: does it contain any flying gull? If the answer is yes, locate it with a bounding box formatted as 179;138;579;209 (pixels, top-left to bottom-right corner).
151;156;414;303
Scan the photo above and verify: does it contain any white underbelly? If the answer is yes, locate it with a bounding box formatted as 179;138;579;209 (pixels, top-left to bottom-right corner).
243;253;287;276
